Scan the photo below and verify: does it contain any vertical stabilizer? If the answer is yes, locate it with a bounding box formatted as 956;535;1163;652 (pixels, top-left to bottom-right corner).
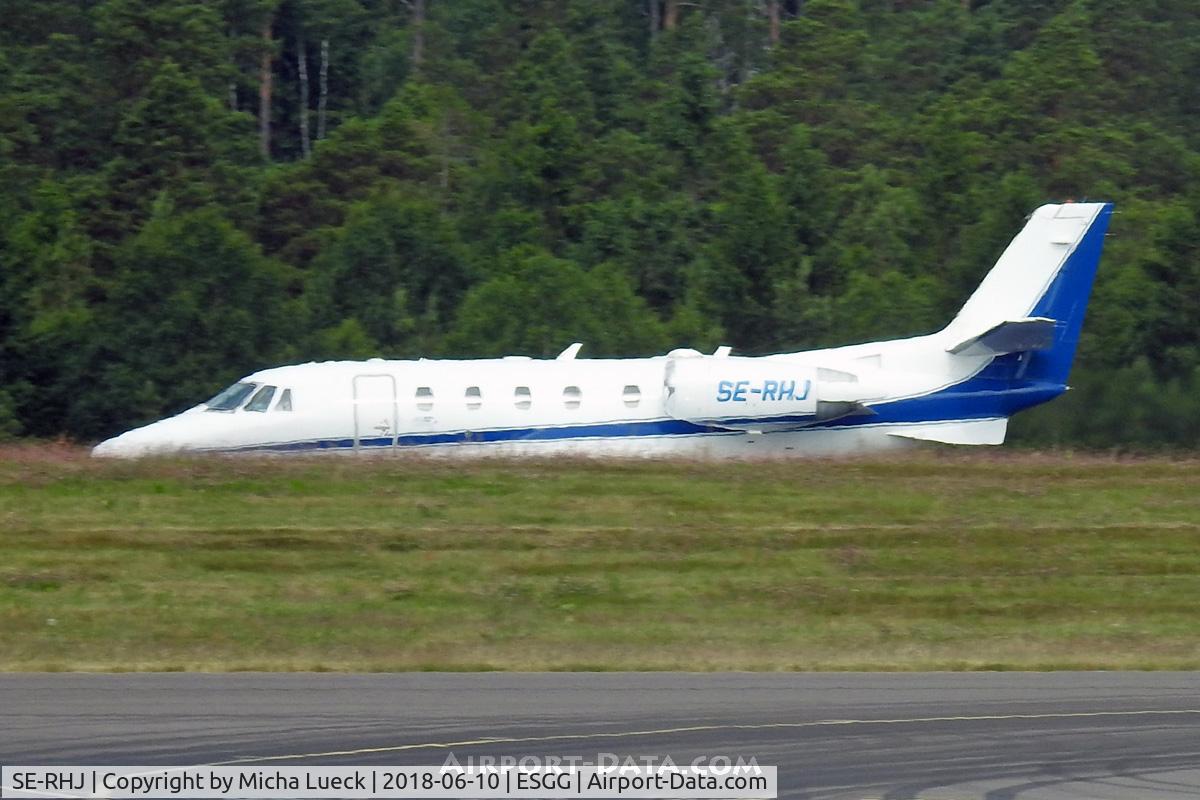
942;202;1113;387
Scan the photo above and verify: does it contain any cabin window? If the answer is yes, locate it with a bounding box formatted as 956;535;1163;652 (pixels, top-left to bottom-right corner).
514;386;532;410
416;386;434;412
563;386;582;410
244;385;276;412
622;384;641;408
205;382;256;411
465;386;482;410
275;388;292;411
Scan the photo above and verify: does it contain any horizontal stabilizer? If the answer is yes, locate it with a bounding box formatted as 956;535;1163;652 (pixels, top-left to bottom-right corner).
947;317;1057;358
887;418;1008;446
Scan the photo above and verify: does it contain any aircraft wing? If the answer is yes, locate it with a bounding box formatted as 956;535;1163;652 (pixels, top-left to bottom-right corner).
887;418;1008;445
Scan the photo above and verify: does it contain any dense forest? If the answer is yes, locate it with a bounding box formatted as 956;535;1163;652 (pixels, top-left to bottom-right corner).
1;0;1198;447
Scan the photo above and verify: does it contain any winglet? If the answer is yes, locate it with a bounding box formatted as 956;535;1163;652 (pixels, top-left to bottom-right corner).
556;342;583;360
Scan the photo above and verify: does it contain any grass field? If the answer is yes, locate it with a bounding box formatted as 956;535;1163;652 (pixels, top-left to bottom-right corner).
2;444;1198;671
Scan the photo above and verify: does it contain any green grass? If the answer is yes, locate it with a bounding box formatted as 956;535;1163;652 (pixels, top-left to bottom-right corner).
2;445;1199;671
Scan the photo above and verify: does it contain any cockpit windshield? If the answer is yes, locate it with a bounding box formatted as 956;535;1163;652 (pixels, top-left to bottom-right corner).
205;382;256;411
245;385;276;412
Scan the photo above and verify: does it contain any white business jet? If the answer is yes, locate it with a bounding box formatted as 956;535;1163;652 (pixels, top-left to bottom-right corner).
92;202;1112;458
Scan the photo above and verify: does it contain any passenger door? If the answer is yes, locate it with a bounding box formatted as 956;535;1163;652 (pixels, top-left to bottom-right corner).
352;375;398;450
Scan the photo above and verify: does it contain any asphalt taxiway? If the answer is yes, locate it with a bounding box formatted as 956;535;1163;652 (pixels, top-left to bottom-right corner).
3;672;1199;799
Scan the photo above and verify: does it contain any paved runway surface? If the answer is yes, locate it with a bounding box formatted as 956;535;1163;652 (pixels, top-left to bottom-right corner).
3;673;1200;799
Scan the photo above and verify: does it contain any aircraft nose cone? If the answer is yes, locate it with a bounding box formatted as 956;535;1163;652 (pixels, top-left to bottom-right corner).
91;419;189;458
91;434;135;458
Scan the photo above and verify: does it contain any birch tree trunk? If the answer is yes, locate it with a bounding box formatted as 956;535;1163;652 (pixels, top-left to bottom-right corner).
258;20;273;160
411;0;426;71
317;39;329;141
298;37;311;158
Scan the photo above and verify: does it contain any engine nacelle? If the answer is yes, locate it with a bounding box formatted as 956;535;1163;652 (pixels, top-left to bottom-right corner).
664;356;884;429
665;356;818;425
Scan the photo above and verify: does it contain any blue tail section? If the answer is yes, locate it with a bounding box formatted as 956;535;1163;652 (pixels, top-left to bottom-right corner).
819;202;1114;431
1021;202;1114;386
961;202;1114;400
